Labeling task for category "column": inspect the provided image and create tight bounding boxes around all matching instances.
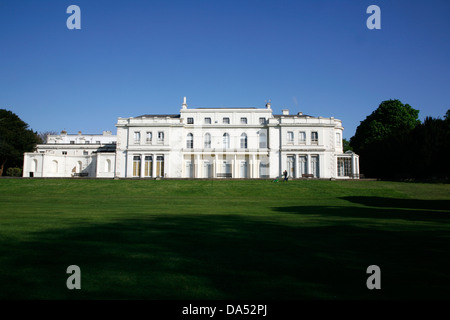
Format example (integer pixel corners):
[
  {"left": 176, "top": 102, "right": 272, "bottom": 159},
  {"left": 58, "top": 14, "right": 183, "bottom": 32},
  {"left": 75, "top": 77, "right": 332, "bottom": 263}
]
[
  {"left": 140, "top": 154, "right": 145, "bottom": 178},
  {"left": 152, "top": 153, "right": 156, "bottom": 177}
]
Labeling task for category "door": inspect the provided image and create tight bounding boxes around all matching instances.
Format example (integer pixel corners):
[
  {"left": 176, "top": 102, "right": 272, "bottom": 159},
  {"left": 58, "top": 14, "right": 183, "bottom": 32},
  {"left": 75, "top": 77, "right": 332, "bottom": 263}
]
[
  {"left": 287, "top": 156, "right": 295, "bottom": 178},
  {"left": 311, "top": 155, "right": 319, "bottom": 178},
  {"left": 240, "top": 161, "right": 248, "bottom": 178}
]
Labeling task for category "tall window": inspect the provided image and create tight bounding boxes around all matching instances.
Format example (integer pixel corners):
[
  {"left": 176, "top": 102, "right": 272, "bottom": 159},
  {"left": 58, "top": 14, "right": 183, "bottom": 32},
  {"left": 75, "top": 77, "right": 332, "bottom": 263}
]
[
  {"left": 204, "top": 133, "right": 211, "bottom": 148},
  {"left": 157, "top": 131, "right": 164, "bottom": 144},
  {"left": 287, "top": 131, "right": 294, "bottom": 144},
  {"left": 146, "top": 132, "right": 152, "bottom": 144},
  {"left": 338, "top": 157, "right": 352, "bottom": 177},
  {"left": 240, "top": 133, "right": 248, "bottom": 149},
  {"left": 223, "top": 133, "right": 230, "bottom": 149},
  {"left": 311, "top": 132, "right": 318, "bottom": 145},
  {"left": 223, "top": 117, "right": 230, "bottom": 124},
  {"left": 187, "top": 117, "right": 194, "bottom": 124},
  {"left": 187, "top": 133, "right": 193, "bottom": 149},
  {"left": 240, "top": 117, "right": 248, "bottom": 124},
  {"left": 134, "top": 132, "right": 141, "bottom": 144},
  {"left": 259, "top": 117, "right": 266, "bottom": 124},
  {"left": 204, "top": 117, "right": 211, "bottom": 124},
  {"left": 299, "top": 131, "right": 306, "bottom": 144},
  {"left": 336, "top": 132, "right": 341, "bottom": 146},
  {"left": 144, "top": 156, "right": 152, "bottom": 177},
  {"left": 259, "top": 132, "right": 267, "bottom": 148},
  {"left": 133, "top": 156, "right": 141, "bottom": 177}
]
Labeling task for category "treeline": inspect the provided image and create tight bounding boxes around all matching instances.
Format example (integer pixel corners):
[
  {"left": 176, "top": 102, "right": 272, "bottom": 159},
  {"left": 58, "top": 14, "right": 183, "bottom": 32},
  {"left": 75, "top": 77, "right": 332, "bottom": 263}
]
[{"left": 350, "top": 100, "right": 450, "bottom": 180}]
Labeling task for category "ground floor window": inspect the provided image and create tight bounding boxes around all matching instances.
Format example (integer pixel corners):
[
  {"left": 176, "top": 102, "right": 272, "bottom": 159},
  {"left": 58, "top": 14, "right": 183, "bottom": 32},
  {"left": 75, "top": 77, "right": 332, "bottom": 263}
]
[
  {"left": 337, "top": 157, "right": 352, "bottom": 177},
  {"left": 133, "top": 156, "right": 141, "bottom": 177},
  {"left": 144, "top": 156, "right": 152, "bottom": 177},
  {"left": 311, "top": 155, "right": 319, "bottom": 178},
  {"left": 156, "top": 155, "right": 164, "bottom": 177}
]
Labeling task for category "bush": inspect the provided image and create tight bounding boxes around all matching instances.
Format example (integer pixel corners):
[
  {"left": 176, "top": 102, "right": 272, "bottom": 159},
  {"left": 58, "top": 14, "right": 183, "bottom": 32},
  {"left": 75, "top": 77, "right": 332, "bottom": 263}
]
[{"left": 6, "top": 167, "right": 22, "bottom": 177}]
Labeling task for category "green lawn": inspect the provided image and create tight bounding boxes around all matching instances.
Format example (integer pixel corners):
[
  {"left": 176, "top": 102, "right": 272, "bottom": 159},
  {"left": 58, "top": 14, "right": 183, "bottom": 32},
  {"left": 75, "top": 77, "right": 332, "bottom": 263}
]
[{"left": 0, "top": 178, "right": 449, "bottom": 299}]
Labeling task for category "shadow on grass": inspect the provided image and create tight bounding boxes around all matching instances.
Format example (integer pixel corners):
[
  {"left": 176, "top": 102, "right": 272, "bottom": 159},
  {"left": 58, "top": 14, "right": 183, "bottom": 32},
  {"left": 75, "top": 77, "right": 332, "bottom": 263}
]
[
  {"left": 1, "top": 205, "right": 449, "bottom": 300},
  {"left": 340, "top": 196, "right": 450, "bottom": 212}
]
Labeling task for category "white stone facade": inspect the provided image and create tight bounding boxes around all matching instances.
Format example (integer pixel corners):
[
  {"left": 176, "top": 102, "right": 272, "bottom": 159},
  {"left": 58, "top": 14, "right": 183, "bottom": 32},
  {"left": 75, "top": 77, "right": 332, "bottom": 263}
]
[{"left": 23, "top": 99, "right": 360, "bottom": 179}]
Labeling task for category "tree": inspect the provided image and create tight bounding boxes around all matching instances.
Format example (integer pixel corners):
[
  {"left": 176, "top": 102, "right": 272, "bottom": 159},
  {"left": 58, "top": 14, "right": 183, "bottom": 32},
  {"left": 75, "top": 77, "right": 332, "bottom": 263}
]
[
  {"left": 350, "top": 100, "right": 420, "bottom": 178},
  {"left": 0, "top": 109, "right": 40, "bottom": 176},
  {"left": 342, "top": 138, "right": 352, "bottom": 152},
  {"left": 37, "top": 131, "right": 58, "bottom": 144}
]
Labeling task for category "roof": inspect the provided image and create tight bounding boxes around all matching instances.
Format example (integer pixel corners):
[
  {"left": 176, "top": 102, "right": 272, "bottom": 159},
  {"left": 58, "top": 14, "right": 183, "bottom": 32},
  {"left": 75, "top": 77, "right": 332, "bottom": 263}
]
[{"left": 134, "top": 114, "right": 181, "bottom": 119}]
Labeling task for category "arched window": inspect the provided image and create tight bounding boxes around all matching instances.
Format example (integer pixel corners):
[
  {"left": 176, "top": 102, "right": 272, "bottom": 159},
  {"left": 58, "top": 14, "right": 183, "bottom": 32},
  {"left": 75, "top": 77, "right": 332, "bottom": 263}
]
[
  {"left": 223, "top": 133, "right": 230, "bottom": 149},
  {"left": 187, "top": 133, "right": 193, "bottom": 149},
  {"left": 204, "top": 133, "right": 211, "bottom": 149},
  {"left": 240, "top": 133, "right": 247, "bottom": 149},
  {"left": 259, "top": 132, "right": 267, "bottom": 148}
]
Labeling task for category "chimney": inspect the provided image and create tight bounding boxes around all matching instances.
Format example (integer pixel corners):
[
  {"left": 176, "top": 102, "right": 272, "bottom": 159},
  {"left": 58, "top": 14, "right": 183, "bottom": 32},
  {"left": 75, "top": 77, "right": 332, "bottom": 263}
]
[
  {"left": 265, "top": 100, "right": 271, "bottom": 109},
  {"left": 282, "top": 109, "right": 289, "bottom": 115},
  {"left": 182, "top": 96, "right": 187, "bottom": 109}
]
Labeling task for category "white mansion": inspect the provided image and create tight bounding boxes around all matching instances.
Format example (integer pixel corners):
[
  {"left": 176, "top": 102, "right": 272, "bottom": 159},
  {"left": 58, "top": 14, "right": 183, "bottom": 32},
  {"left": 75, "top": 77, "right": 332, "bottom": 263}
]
[{"left": 23, "top": 98, "right": 360, "bottom": 179}]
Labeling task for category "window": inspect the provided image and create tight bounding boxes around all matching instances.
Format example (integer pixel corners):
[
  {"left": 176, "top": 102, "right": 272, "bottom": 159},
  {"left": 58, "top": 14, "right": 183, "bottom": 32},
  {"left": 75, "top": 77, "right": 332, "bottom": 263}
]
[
  {"left": 338, "top": 157, "right": 352, "bottom": 177},
  {"left": 85, "top": 141, "right": 90, "bottom": 144},
  {"left": 70, "top": 141, "right": 75, "bottom": 144},
  {"left": 223, "top": 133, "right": 230, "bottom": 149},
  {"left": 204, "top": 133, "right": 211, "bottom": 149},
  {"left": 311, "top": 132, "right": 319, "bottom": 145},
  {"left": 287, "top": 131, "right": 294, "bottom": 144},
  {"left": 157, "top": 131, "right": 164, "bottom": 143},
  {"left": 144, "top": 156, "right": 152, "bottom": 177},
  {"left": 204, "top": 117, "right": 211, "bottom": 124},
  {"left": 259, "top": 117, "right": 266, "bottom": 124},
  {"left": 299, "top": 132, "right": 306, "bottom": 144},
  {"left": 240, "top": 117, "right": 248, "bottom": 124},
  {"left": 133, "top": 155, "right": 141, "bottom": 177},
  {"left": 240, "top": 133, "right": 248, "bottom": 149},
  {"left": 134, "top": 132, "right": 141, "bottom": 144},
  {"left": 96, "top": 141, "right": 101, "bottom": 144},
  {"left": 83, "top": 151, "right": 88, "bottom": 155},
  {"left": 62, "top": 151, "right": 67, "bottom": 155},
  {"left": 146, "top": 132, "right": 152, "bottom": 144},
  {"left": 187, "top": 117, "right": 194, "bottom": 124},
  {"left": 223, "top": 117, "right": 230, "bottom": 124},
  {"left": 336, "top": 132, "right": 341, "bottom": 146},
  {"left": 186, "top": 133, "right": 193, "bottom": 149},
  {"left": 259, "top": 132, "right": 267, "bottom": 148}
]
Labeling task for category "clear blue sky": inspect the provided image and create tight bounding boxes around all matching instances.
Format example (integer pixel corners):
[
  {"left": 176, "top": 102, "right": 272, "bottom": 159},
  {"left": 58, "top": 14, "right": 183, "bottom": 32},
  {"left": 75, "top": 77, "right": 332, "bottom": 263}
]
[{"left": 1, "top": 0, "right": 449, "bottom": 139}]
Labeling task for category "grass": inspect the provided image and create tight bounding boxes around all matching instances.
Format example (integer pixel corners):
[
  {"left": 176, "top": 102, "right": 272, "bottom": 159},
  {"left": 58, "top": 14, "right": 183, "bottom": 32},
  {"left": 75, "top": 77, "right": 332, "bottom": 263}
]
[{"left": 0, "top": 178, "right": 449, "bottom": 299}]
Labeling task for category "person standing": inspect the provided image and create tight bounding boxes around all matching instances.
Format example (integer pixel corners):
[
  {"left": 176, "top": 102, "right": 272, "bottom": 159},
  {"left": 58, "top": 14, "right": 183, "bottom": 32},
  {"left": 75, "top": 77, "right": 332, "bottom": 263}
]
[{"left": 283, "top": 170, "right": 288, "bottom": 182}]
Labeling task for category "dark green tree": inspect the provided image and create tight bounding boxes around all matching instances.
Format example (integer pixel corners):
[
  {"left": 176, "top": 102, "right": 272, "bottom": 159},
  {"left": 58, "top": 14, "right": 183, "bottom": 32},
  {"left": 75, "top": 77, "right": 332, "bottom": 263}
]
[
  {"left": 342, "top": 138, "right": 352, "bottom": 152},
  {"left": 0, "top": 109, "right": 40, "bottom": 176},
  {"left": 350, "top": 100, "right": 420, "bottom": 178}
]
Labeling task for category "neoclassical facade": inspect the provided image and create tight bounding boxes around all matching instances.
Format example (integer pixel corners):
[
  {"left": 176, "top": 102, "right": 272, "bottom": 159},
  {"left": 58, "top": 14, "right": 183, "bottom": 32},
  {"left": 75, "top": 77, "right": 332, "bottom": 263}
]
[{"left": 23, "top": 98, "right": 360, "bottom": 179}]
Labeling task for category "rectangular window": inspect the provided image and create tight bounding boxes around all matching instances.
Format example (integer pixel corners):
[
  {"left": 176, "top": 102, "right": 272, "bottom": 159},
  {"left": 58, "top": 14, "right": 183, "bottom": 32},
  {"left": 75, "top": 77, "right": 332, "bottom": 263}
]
[
  {"left": 85, "top": 141, "right": 90, "bottom": 144},
  {"left": 83, "top": 151, "right": 88, "bottom": 155},
  {"left": 144, "top": 156, "right": 153, "bottom": 177},
  {"left": 223, "top": 117, "right": 230, "bottom": 124},
  {"left": 204, "top": 117, "right": 211, "bottom": 124},
  {"left": 299, "top": 131, "right": 306, "bottom": 144},
  {"left": 133, "top": 155, "right": 141, "bottom": 177},
  {"left": 287, "top": 131, "right": 294, "bottom": 144},
  {"left": 338, "top": 157, "right": 352, "bottom": 177},
  {"left": 70, "top": 141, "right": 75, "bottom": 144},
  {"left": 311, "top": 132, "right": 318, "bottom": 145},
  {"left": 96, "top": 141, "right": 101, "bottom": 144},
  {"left": 240, "top": 117, "right": 248, "bottom": 124},
  {"left": 187, "top": 117, "right": 194, "bottom": 124},
  {"left": 134, "top": 132, "right": 141, "bottom": 144},
  {"left": 62, "top": 151, "right": 67, "bottom": 155},
  {"left": 336, "top": 132, "right": 341, "bottom": 145},
  {"left": 146, "top": 132, "right": 152, "bottom": 144},
  {"left": 259, "top": 117, "right": 266, "bottom": 124},
  {"left": 157, "top": 131, "right": 164, "bottom": 143}
]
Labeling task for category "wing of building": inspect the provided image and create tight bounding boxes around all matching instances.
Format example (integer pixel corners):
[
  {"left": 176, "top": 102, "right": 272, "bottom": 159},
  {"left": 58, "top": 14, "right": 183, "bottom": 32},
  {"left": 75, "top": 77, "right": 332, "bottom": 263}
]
[{"left": 23, "top": 98, "right": 360, "bottom": 179}]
